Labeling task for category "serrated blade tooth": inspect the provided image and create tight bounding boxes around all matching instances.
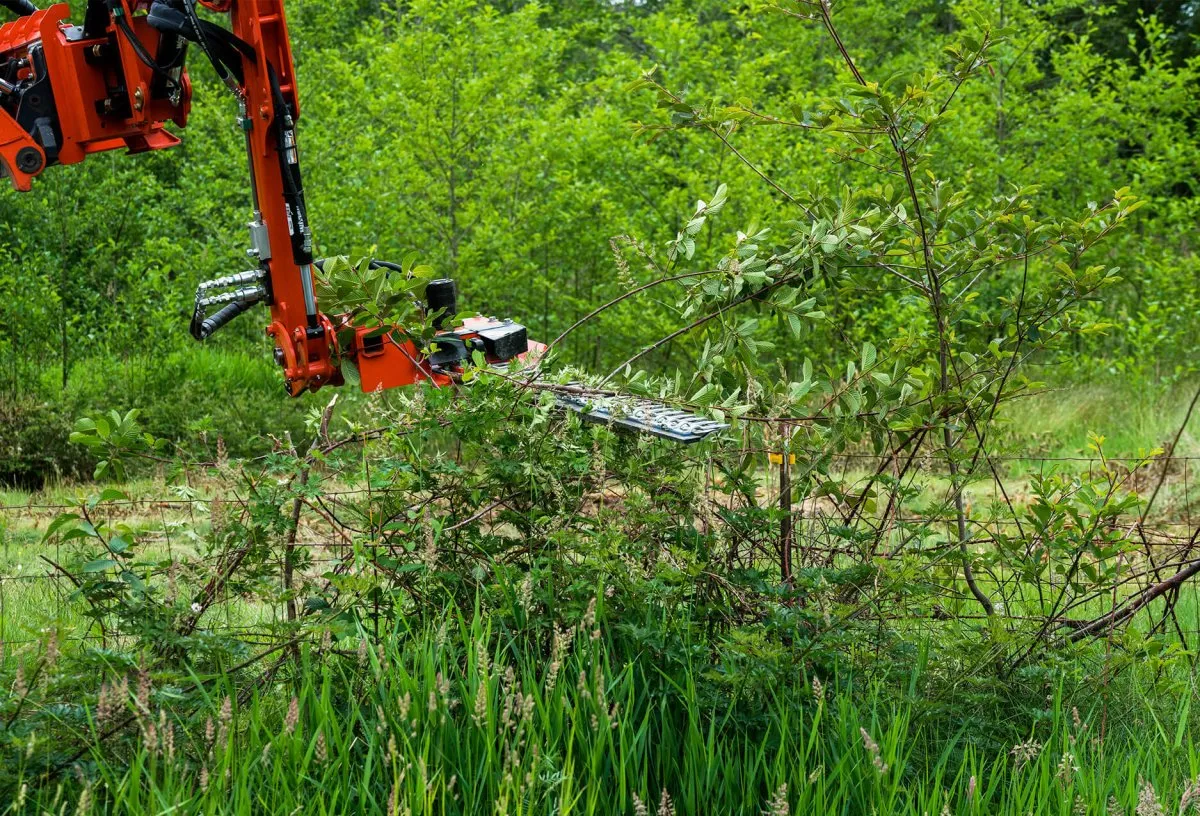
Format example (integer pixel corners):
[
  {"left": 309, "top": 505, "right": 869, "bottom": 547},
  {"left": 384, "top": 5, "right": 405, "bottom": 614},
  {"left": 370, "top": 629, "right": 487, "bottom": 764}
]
[{"left": 551, "top": 388, "right": 728, "bottom": 443}]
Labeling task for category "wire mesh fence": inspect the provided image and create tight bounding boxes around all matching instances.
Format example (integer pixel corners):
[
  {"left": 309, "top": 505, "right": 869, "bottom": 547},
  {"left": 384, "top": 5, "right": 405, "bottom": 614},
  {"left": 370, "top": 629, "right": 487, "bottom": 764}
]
[{"left": 1, "top": 450, "right": 1198, "bottom": 653}]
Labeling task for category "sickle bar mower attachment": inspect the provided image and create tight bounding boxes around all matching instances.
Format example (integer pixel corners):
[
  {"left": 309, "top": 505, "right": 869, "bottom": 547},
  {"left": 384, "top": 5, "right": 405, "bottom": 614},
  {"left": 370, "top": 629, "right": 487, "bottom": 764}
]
[{"left": 553, "top": 386, "right": 729, "bottom": 444}]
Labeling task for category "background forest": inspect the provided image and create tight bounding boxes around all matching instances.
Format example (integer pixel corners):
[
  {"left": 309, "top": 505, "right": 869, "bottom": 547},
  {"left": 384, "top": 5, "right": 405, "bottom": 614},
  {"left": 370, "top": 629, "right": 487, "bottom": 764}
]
[
  {"left": 2, "top": 0, "right": 1197, "bottom": 481},
  {"left": 2, "top": 1, "right": 1200, "bottom": 814}
]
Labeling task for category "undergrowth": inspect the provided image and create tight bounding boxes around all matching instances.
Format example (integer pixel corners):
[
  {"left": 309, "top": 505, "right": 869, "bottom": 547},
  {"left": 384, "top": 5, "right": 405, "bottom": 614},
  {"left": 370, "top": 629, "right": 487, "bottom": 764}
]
[{"left": 4, "top": 610, "right": 1198, "bottom": 815}]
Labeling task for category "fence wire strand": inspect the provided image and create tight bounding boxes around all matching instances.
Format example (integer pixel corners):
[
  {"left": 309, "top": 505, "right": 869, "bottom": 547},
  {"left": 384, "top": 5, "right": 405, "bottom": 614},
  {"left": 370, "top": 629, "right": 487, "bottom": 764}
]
[{"left": 1, "top": 452, "right": 1198, "bottom": 650}]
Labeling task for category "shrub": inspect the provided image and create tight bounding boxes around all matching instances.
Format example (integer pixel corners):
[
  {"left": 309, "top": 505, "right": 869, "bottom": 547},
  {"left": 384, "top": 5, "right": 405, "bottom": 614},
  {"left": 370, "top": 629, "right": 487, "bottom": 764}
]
[
  {"left": 0, "top": 394, "right": 89, "bottom": 488},
  {"left": 52, "top": 347, "right": 314, "bottom": 460}
]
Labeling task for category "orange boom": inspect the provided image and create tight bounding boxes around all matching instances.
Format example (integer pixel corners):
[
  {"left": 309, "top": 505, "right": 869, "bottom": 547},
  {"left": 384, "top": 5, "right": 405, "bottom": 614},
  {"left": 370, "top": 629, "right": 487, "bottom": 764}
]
[{"left": 0, "top": 0, "right": 725, "bottom": 443}]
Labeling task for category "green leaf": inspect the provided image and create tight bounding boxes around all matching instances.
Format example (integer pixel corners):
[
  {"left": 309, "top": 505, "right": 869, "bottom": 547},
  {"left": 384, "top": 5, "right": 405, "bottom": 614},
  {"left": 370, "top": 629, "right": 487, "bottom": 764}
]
[
  {"left": 787, "top": 313, "right": 803, "bottom": 338},
  {"left": 121, "top": 570, "right": 146, "bottom": 592},
  {"left": 861, "top": 342, "right": 877, "bottom": 369},
  {"left": 708, "top": 183, "right": 728, "bottom": 213},
  {"left": 42, "top": 513, "right": 81, "bottom": 542}
]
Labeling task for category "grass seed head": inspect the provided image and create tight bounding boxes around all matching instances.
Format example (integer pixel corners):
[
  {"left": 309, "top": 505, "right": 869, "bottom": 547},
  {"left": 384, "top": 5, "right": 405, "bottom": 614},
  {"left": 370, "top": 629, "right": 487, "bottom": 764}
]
[
  {"left": 14, "top": 660, "right": 27, "bottom": 699},
  {"left": 476, "top": 638, "right": 491, "bottom": 679},
  {"left": 142, "top": 718, "right": 158, "bottom": 756},
  {"left": 217, "top": 696, "right": 232, "bottom": 745},
  {"left": 285, "top": 696, "right": 300, "bottom": 736},
  {"left": 135, "top": 665, "right": 151, "bottom": 713},
  {"left": 860, "top": 727, "right": 889, "bottom": 775},
  {"left": 96, "top": 677, "right": 127, "bottom": 726},
  {"left": 1137, "top": 777, "right": 1164, "bottom": 816},
  {"left": 1179, "top": 776, "right": 1200, "bottom": 815},
  {"left": 1057, "top": 752, "right": 1079, "bottom": 784},
  {"left": 473, "top": 683, "right": 488, "bottom": 728},
  {"left": 1010, "top": 739, "right": 1042, "bottom": 771},
  {"left": 74, "top": 784, "right": 91, "bottom": 816},
  {"left": 43, "top": 629, "right": 59, "bottom": 671},
  {"left": 765, "top": 783, "right": 789, "bottom": 816},
  {"left": 519, "top": 574, "right": 534, "bottom": 613},
  {"left": 657, "top": 788, "right": 675, "bottom": 816}
]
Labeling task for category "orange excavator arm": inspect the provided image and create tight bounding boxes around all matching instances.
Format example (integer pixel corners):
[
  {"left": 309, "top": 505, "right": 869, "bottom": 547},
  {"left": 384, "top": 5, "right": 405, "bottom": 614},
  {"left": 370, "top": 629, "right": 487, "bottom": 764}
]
[
  {"left": 0, "top": 0, "right": 533, "bottom": 396},
  {"left": 0, "top": 1, "right": 726, "bottom": 443}
]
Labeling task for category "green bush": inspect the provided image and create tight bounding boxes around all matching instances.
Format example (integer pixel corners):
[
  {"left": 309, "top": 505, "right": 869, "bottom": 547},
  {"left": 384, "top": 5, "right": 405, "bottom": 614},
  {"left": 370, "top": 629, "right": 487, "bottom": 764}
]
[
  {"left": 50, "top": 347, "right": 312, "bottom": 460},
  {"left": 2, "top": 345, "right": 372, "bottom": 486},
  {"left": 0, "top": 394, "right": 89, "bottom": 488}
]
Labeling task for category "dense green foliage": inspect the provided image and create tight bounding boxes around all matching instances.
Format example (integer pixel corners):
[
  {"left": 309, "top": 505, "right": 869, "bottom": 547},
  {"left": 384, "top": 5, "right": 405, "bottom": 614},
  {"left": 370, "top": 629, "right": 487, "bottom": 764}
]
[
  {"left": 0, "top": 380, "right": 1197, "bottom": 813},
  {"left": 2, "top": 1, "right": 1199, "bottom": 813},
  {"left": 2, "top": 0, "right": 1198, "bottom": 484},
  {"left": 5, "top": 613, "right": 1200, "bottom": 815}
]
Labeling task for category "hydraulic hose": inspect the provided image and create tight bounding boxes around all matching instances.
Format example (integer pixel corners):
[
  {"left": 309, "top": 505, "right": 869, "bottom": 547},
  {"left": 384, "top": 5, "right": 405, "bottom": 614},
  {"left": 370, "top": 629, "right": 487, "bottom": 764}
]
[
  {"left": 191, "top": 300, "right": 253, "bottom": 341},
  {"left": 0, "top": 0, "right": 38, "bottom": 17}
]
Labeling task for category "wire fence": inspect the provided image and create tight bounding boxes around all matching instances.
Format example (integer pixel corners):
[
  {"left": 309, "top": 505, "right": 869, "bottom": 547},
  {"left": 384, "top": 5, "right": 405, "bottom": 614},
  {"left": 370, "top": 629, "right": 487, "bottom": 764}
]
[{"left": 1, "top": 451, "right": 1198, "bottom": 653}]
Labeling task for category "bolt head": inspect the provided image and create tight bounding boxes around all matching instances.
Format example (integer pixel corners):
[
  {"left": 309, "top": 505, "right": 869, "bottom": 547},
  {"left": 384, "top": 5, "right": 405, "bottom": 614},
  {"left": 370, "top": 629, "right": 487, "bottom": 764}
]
[{"left": 14, "top": 147, "right": 42, "bottom": 174}]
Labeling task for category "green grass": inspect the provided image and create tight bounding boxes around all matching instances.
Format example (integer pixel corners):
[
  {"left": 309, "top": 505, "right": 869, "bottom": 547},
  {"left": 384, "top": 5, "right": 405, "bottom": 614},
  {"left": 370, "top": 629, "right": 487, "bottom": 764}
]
[
  {"left": 3, "top": 380, "right": 1200, "bottom": 814},
  {"left": 0, "top": 481, "right": 291, "bottom": 665},
  {"left": 3, "top": 611, "right": 1198, "bottom": 815},
  {"left": 1001, "top": 378, "right": 1199, "bottom": 460}
]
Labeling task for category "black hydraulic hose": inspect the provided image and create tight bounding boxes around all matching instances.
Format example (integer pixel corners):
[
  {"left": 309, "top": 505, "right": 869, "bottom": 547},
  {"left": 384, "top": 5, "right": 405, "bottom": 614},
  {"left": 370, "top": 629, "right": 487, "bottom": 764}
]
[
  {"left": 145, "top": 1, "right": 255, "bottom": 84},
  {"left": 1, "top": 0, "right": 38, "bottom": 17},
  {"left": 314, "top": 259, "right": 407, "bottom": 276},
  {"left": 191, "top": 300, "right": 253, "bottom": 341},
  {"left": 268, "top": 64, "right": 314, "bottom": 270}
]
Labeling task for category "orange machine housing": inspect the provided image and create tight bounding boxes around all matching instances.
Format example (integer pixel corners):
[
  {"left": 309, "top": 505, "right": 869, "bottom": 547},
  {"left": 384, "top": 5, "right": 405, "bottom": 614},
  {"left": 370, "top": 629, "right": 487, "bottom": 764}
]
[{"left": 0, "top": 3, "right": 188, "bottom": 191}]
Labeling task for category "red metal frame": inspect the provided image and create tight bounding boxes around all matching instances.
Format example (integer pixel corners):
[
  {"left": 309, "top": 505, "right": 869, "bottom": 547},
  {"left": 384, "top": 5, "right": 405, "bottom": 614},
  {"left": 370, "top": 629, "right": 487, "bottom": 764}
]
[
  {"left": 0, "top": 3, "right": 188, "bottom": 191},
  {"left": 221, "top": 0, "right": 338, "bottom": 394}
]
